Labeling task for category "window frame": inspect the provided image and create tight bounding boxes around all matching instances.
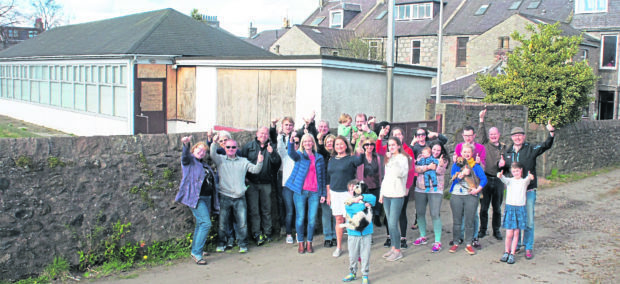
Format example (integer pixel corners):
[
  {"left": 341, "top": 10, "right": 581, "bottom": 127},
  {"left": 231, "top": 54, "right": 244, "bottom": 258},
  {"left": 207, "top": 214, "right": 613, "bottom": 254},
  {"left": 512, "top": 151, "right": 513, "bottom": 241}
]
[
  {"left": 329, "top": 10, "right": 343, "bottom": 29},
  {"left": 456, "top": 37, "right": 469, "bottom": 67},
  {"left": 396, "top": 3, "right": 433, "bottom": 20},
  {"left": 411, "top": 40, "right": 421, "bottom": 64},
  {"left": 600, "top": 34, "right": 618, "bottom": 69},
  {"left": 575, "top": 0, "right": 608, "bottom": 14}
]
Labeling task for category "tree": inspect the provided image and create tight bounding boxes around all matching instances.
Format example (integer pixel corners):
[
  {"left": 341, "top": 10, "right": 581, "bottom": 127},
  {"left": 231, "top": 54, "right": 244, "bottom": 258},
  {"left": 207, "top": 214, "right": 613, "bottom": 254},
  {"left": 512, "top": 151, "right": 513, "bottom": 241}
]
[
  {"left": 0, "top": 0, "right": 21, "bottom": 47},
  {"left": 477, "top": 23, "right": 596, "bottom": 126},
  {"left": 31, "top": 0, "right": 63, "bottom": 30},
  {"left": 190, "top": 8, "right": 205, "bottom": 23},
  {"left": 339, "top": 36, "right": 384, "bottom": 62}
]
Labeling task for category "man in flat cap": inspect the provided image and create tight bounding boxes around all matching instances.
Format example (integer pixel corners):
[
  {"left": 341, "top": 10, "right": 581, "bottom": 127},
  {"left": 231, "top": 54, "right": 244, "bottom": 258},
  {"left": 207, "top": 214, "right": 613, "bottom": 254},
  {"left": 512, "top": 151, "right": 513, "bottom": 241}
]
[{"left": 498, "top": 120, "right": 555, "bottom": 260}]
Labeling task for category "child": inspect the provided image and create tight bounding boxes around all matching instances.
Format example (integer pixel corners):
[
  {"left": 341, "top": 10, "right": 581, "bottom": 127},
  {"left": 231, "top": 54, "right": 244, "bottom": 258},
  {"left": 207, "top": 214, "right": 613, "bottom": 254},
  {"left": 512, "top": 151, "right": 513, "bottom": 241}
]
[
  {"left": 337, "top": 113, "right": 353, "bottom": 142},
  {"left": 415, "top": 146, "right": 439, "bottom": 192},
  {"left": 498, "top": 162, "right": 533, "bottom": 264},
  {"left": 342, "top": 179, "right": 376, "bottom": 284}
]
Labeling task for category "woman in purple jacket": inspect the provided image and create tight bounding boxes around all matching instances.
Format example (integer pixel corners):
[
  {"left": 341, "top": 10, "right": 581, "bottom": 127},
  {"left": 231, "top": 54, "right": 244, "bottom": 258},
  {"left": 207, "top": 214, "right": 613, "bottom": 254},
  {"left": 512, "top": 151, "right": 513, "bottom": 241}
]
[{"left": 176, "top": 136, "right": 219, "bottom": 265}]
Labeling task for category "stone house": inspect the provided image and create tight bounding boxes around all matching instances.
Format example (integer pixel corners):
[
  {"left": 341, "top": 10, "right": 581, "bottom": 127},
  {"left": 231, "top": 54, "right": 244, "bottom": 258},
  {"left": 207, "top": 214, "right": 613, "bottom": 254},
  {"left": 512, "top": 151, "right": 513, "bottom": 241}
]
[
  {"left": 269, "top": 25, "right": 356, "bottom": 56},
  {"left": 0, "top": 18, "right": 44, "bottom": 50}
]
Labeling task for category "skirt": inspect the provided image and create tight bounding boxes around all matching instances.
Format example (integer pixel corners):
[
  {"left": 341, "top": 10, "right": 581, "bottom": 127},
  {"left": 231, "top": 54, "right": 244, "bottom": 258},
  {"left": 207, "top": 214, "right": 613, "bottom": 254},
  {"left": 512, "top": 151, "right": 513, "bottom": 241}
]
[{"left": 502, "top": 204, "right": 526, "bottom": 230}]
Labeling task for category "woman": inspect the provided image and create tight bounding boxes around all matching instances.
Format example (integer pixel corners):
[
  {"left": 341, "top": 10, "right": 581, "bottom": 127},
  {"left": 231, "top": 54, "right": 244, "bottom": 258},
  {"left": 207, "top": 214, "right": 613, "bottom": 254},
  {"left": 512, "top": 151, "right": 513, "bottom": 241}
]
[
  {"left": 273, "top": 117, "right": 297, "bottom": 244},
  {"left": 286, "top": 133, "right": 326, "bottom": 254},
  {"left": 413, "top": 142, "right": 449, "bottom": 252},
  {"left": 377, "top": 127, "right": 415, "bottom": 248},
  {"left": 176, "top": 136, "right": 219, "bottom": 265},
  {"left": 327, "top": 136, "right": 363, "bottom": 257},
  {"left": 318, "top": 134, "right": 337, "bottom": 247},
  {"left": 410, "top": 127, "right": 448, "bottom": 158},
  {"left": 356, "top": 136, "right": 383, "bottom": 228},
  {"left": 379, "top": 137, "right": 410, "bottom": 262}
]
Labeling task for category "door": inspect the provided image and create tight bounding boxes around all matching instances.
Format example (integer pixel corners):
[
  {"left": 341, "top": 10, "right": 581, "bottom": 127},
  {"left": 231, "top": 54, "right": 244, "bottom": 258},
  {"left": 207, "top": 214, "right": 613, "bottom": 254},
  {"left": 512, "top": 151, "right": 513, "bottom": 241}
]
[{"left": 135, "top": 79, "right": 166, "bottom": 134}]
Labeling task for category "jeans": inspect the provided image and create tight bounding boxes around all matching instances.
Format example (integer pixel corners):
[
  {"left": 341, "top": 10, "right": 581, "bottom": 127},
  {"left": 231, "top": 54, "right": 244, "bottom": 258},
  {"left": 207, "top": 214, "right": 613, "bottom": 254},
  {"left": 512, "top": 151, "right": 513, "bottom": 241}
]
[
  {"left": 385, "top": 194, "right": 408, "bottom": 238},
  {"left": 282, "top": 186, "right": 295, "bottom": 235},
  {"left": 321, "top": 202, "right": 336, "bottom": 241},
  {"left": 293, "top": 190, "right": 320, "bottom": 242},
  {"left": 246, "top": 182, "right": 272, "bottom": 236},
  {"left": 218, "top": 194, "right": 248, "bottom": 248},
  {"left": 450, "top": 194, "right": 479, "bottom": 244},
  {"left": 518, "top": 190, "right": 536, "bottom": 250},
  {"left": 190, "top": 196, "right": 212, "bottom": 259},
  {"left": 414, "top": 191, "right": 443, "bottom": 242},
  {"left": 383, "top": 197, "right": 405, "bottom": 249},
  {"left": 369, "top": 188, "right": 382, "bottom": 216},
  {"left": 459, "top": 211, "right": 480, "bottom": 240},
  {"left": 480, "top": 176, "right": 504, "bottom": 234}
]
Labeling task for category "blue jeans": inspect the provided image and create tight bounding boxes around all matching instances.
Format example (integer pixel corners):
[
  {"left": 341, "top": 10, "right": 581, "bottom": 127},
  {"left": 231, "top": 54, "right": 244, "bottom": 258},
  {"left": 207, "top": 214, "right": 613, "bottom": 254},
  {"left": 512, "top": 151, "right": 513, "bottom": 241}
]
[
  {"left": 321, "top": 202, "right": 335, "bottom": 241},
  {"left": 283, "top": 187, "right": 295, "bottom": 235},
  {"left": 518, "top": 190, "right": 536, "bottom": 250},
  {"left": 293, "top": 190, "right": 320, "bottom": 242},
  {"left": 383, "top": 197, "right": 404, "bottom": 249},
  {"left": 190, "top": 196, "right": 212, "bottom": 259},
  {"left": 218, "top": 194, "right": 248, "bottom": 248}
]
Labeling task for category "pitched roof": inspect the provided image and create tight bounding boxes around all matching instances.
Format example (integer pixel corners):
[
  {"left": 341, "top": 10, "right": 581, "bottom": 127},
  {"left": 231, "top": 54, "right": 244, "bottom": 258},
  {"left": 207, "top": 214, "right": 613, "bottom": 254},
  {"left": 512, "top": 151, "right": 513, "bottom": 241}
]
[
  {"left": 518, "top": 13, "right": 599, "bottom": 45},
  {"left": 295, "top": 25, "right": 356, "bottom": 48},
  {"left": 570, "top": 0, "right": 620, "bottom": 31},
  {"left": 0, "top": 8, "right": 273, "bottom": 58},
  {"left": 245, "top": 28, "right": 290, "bottom": 50},
  {"left": 444, "top": 0, "right": 573, "bottom": 35},
  {"left": 302, "top": 0, "right": 379, "bottom": 30}
]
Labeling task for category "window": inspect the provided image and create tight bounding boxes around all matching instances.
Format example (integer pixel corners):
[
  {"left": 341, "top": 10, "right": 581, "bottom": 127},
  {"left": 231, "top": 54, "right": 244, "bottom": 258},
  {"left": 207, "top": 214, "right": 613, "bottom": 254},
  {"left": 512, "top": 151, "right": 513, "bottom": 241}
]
[
  {"left": 396, "top": 5, "right": 410, "bottom": 20},
  {"left": 475, "top": 4, "right": 490, "bottom": 15},
  {"left": 498, "top": 36, "right": 510, "bottom": 49},
  {"left": 575, "top": 0, "right": 607, "bottom": 13},
  {"left": 28, "top": 31, "right": 36, "bottom": 38},
  {"left": 396, "top": 3, "right": 432, "bottom": 20},
  {"left": 411, "top": 40, "right": 421, "bottom": 64},
  {"left": 509, "top": 1, "right": 523, "bottom": 10},
  {"left": 580, "top": 49, "right": 588, "bottom": 61},
  {"left": 330, "top": 11, "right": 343, "bottom": 28},
  {"left": 527, "top": 1, "right": 541, "bottom": 9},
  {"left": 457, "top": 37, "right": 469, "bottom": 67},
  {"left": 368, "top": 40, "right": 379, "bottom": 60},
  {"left": 332, "top": 51, "right": 339, "bottom": 56},
  {"left": 310, "top": 16, "right": 325, "bottom": 26},
  {"left": 601, "top": 35, "right": 617, "bottom": 68},
  {"left": 375, "top": 10, "right": 387, "bottom": 20}
]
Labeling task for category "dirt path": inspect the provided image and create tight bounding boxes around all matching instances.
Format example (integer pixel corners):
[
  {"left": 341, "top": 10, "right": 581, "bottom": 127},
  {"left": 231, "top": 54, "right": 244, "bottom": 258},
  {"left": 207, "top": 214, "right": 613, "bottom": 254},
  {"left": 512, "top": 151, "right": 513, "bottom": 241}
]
[{"left": 94, "top": 169, "right": 620, "bottom": 283}]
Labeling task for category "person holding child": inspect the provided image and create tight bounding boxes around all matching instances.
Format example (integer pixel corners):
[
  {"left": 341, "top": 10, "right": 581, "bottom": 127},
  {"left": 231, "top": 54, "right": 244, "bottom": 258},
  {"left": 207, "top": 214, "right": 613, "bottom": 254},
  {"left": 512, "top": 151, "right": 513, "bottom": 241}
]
[
  {"left": 415, "top": 147, "right": 439, "bottom": 192},
  {"left": 449, "top": 143, "right": 487, "bottom": 255},
  {"left": 498, "top": 162, "right": 533, "bottom": 264},
  {"left": 342, "top": 179, "right": 376, "bottom": 284}
]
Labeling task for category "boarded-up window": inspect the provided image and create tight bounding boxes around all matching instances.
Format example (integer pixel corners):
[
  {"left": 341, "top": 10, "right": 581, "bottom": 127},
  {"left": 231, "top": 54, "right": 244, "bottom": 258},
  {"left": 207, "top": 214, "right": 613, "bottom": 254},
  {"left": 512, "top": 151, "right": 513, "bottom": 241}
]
[
  {"left": 457, "top": 37, "right": 469, "bottom": 67},
  {"left": 140, "top": 82, "right": 163, "bottom": 111},
  {"left": 166, "top": 65, "right": 177, "bottom": 119},
  {"left": 137, "top": 64, "right": 166, "bottom": 78},
  {"left": 176, "top": 67, "right": 196, "bottom": 122}
]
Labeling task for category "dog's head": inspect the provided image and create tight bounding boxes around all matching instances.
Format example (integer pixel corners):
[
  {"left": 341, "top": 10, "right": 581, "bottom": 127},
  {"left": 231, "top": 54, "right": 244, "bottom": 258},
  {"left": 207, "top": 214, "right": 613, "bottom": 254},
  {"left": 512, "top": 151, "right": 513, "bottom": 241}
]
[
  {"left": 352, "top": 180, "right": 369, "bottom": 196},
  {"left": 455, "top": 156, "right": 468, "bottom": 168}
]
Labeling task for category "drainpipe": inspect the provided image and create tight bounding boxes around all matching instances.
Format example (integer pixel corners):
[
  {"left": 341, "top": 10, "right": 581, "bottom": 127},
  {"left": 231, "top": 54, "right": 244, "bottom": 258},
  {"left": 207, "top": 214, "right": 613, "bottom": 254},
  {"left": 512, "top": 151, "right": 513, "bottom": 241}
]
[
  {"left": 129, "top": 55, "right": 137, "bottom": 134},
  {"left": 386, "top": 0, "right": 394, "bottom": 122},
  {"left": 435, "top": 0, "right": 444, "bottom": 107}
]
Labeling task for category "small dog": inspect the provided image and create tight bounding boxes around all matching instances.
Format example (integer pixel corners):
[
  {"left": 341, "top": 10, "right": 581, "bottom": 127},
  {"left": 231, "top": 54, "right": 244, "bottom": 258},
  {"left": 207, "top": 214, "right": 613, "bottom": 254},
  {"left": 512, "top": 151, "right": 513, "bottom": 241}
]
[
  {"left": 340, "top": 180, "right": 373, "bottom": 232},
  {"left": 450, "top": 156, "right": 480, "bottom": 192}
]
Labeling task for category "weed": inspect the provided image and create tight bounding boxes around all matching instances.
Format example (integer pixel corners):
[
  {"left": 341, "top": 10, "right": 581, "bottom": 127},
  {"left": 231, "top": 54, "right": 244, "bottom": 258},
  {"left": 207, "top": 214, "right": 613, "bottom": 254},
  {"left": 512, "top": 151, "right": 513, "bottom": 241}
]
[
  {"left": 47, "top": 156, "right": 66, "bottom": 169},
  {"left": 15, "top": 156, "right": 33, "bottom": 168},
  {"left": 43, "top": 256, "right": 70, "bottom": 280},
  {"left": 162, "top": 168, "right": 174, "bottom": 180}
]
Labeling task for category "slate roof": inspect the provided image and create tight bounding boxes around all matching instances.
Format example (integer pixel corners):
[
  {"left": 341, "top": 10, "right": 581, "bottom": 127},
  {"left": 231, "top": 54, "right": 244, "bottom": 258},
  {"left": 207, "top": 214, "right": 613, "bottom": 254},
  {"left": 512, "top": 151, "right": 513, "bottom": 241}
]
[
  {"left": 431, "top": 60, "right": 504, "bottom": 99},
  {"left": 444, "top": 0, "right": 573, "bottom": 35},
  {"left": 571, "top": 0, "right": 620, "bottom": 31},
  {"left": 0, "top": 8, "right": 273, "bottom": 58},
  {"left": 519, "top": 13, "right": 600, "bottom": 46},
  {"left": 295, "top": 25, "right": 356, "bottom": 48},
  {"left": 245, "top": 28, "right": 290, "bottom": 50},
  {"left": 302, "top": 0, "right": 379, "bottom": 30}
]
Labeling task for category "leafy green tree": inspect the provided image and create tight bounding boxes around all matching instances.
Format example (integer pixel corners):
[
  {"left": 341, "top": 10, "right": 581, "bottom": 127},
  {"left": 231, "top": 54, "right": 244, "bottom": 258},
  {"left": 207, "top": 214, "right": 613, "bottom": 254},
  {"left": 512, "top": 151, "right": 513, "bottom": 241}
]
[
  {"left": 477, "top": 23, "right": 596, "bottom": 126},
  {"left": 190, "top": 8, "right": 205, "bottom": 23}
]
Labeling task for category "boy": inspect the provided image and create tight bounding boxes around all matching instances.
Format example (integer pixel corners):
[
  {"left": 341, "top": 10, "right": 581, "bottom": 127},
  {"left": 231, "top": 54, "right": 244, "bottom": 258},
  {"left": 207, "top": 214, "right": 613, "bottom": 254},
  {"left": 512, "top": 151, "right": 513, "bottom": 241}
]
[{"left": 342, "top": 180, "right": 376, "bottom": 284}]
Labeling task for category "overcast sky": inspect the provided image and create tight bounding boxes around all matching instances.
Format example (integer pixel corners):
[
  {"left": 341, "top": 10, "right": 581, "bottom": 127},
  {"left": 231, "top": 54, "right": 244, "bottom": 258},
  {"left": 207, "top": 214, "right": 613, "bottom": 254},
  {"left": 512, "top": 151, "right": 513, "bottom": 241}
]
[{"left": 15, "top": 0, "right": 319, "bottom": 37}]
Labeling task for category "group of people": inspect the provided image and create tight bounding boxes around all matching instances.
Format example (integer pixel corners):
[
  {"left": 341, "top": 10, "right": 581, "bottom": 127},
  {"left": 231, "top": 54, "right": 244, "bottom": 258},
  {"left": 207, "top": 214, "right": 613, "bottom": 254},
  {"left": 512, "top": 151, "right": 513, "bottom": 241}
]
[{"left": 174, "top": 109, "right": 555, "bottom": 282}]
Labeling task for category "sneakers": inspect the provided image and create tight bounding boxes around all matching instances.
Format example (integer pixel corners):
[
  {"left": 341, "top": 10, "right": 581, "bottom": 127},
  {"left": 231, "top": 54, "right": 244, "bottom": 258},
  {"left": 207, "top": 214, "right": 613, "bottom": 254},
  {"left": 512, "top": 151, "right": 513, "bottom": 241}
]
[
  {"left": 382, "top": 249, "right": 394, "bottom": 258},
  {"left": 383, "top": 238, "right": 391, "bottom": 248},
  {"left": 324, "top": 240, "right": 332, "bottom": 248},
  {"left": 362, "top": 276, "right": 369, "bottom": 284},
  {"left": 525, "top": 250, "right": 533, "bottom": 259},
  {"left": 472, "top": 238, "right": 481, "bottom": 249},
  {"left": 342, "top": 273, "right": 356, "bottom": 282},
  {"left": 449, "top": 244, "right": 459, "bottom": 253},
  {"left": 500, "top": 252, "right": 509, "bottom": 262},
  {"left": 215, "top": 246, "right": 225, "bottom": 253},
  {"left": 431, "top": 242, "right": 442, "bottom": 253},
  {"left": 331, "top": 239, "right": 337, "bottom": 247},
  {"left": 400, "top": 239, "right": 408, "bottom": 249},
  {"left": 254, "top": 234, "right": 266, "bottom": 246},
  {"left": 239, "top": 247, "right": 248, "bottom": 253},
  {"left": 386, "top": 250, "right": 403, "bottom": 261},
  {"left": 286, "top": 235, "right": 294, "bottom": 244},
  {"left": 413, "top": 237, "right": 428, "bottom": 246},
  {"left": 449, "top": 238, "right": 463, "bottom": 246},
  {"left": 478, "top": 230, "right": 487, "bottom": 239},
  {"left": 507, "top": 254, "right": 516, "bottom": 264},
  {"left": 332, "top": 248, "right": 342, "bottom": 257},
  {"left": 465, "top": 245, "right": 476, "bottom": 255}
]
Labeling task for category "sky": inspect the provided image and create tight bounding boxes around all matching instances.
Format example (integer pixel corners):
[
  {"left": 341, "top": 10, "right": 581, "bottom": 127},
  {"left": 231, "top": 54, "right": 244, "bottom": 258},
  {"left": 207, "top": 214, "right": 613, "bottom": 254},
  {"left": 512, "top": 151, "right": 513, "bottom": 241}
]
[{"left": 15, "top": 0, "right": 319, "bottom": 37}]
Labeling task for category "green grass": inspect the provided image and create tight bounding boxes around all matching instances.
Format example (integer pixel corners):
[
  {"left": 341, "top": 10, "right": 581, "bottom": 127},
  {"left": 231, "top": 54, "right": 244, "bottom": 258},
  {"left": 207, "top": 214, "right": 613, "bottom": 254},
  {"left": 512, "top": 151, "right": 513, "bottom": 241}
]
[{"left": 0, "top": 122, "right": 41, "bottom": 138}]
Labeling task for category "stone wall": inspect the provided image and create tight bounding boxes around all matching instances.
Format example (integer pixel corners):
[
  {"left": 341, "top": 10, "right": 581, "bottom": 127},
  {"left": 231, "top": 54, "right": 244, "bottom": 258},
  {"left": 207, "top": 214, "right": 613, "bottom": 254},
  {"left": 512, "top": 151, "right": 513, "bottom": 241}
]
[{"left": 0, "top": 131, "right": 255, "bottom": 281}]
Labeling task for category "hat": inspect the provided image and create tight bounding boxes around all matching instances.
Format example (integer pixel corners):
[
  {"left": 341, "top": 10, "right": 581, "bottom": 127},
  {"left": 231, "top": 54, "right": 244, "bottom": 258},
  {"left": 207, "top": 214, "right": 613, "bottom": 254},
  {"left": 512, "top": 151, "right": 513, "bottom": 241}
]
[{"left": 510, "top": 127, "right": 525, "bottom": 135}]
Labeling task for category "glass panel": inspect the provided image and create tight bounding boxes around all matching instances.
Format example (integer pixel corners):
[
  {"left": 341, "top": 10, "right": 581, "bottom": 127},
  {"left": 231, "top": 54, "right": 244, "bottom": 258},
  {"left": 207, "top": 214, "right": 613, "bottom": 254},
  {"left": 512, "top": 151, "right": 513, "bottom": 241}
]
[
  {"left": 602, "top": 35, "right": 617, "bottom": 67},
  {"left": 86, "top": 85, "right": 98, "bottom": 113},
  {"left": 50, "top": 82, "right": 61, "bottom": 106},
  {"left": 1, "top": 79, "right": 6, "bottom": 98},
  {"left": 61, "top": 83, "right": 74, "bottom": 108},
  {"left": 42, "top": 66, "right": 49, "bottom": 80},
  {"left": 21, "top": 79, "right": 30, "bottom": 101},
  {"left": 85, "top": 66, "right": 91, "bottom": 82},
  {"left": 107, "top": 66, "right": 113, "bottom": 84},
  {"left": 114, "top": 86, "right": 127, "bottom": 117},
  {"left": 31, "top": 81, "right": 39, "bottom": 102},
  {"left": 113, "top": 66, "right": 120, "bottom": 84},
  {"left": 75, "top": 84, "right": 86, "bottom": 111},
  {"left": 100, "top": 85, "right": 113, "bottom": 115},
  {"left": 40, "top": 81, "right": 50, "bottom": 104},
  {"left": 68, "top": 66, "right": 74, "bottom": 81},
  {"left": 99, "top": 66, "right": 105, "bottom": 83},
  {"left": 7, "top": 79, "right": 13, "bottom": 98},
  {"left": 120, "top": 66, "right": 126, "bottom": 85},
  {"left": 13, "top": 80, "right": 21, "bottom": 100},
  {"left": 80, "top": 66, "right": 85, "bottom": 82},
  {"left": 509, "top": 1, "right": 522, "bottom": 10}
]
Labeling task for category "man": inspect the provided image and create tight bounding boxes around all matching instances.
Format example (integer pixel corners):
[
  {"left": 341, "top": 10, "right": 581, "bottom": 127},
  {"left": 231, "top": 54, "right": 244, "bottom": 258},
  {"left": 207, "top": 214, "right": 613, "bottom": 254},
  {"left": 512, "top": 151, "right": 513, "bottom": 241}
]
[
  {"left": 499, "top": 120, "right": 555, "bottom": 260},
  {"left": 477, "top": 110, "right": 506, "bottom": 240},
  {"left": 351, "top": 113, "right": 377, "bottom": 151},
  {"left": 242, "top": 127, "right": 281, "bottom": 245},
  {"left": 316, "top": 120, "right": 331, "bottom": 144},
  {"left": 211, "top": 135, "right": 263, "bottom": 253}
]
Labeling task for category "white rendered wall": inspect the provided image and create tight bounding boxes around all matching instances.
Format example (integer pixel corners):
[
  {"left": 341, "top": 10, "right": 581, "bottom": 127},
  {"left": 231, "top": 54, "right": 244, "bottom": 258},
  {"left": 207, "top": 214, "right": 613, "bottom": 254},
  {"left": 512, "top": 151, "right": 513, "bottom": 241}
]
[
  {"left": 393, "top": 74, "right": 431, "bottom": 122},
  {"left": 296, "top": 67, "right": 323, "bottom": 125},
  {"left": 167, "top": 66, "right": 217, "bottom": 133},
  {"left": 0, "top": 99, "right": 129, "bottom": 136}
]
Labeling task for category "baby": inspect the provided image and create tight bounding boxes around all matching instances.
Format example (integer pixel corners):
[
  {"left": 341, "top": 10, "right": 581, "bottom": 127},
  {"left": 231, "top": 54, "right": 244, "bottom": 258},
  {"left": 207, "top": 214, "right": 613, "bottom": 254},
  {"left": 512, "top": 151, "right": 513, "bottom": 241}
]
[{"left": 416, "top": 147, "right": 439, "bottom": 192}]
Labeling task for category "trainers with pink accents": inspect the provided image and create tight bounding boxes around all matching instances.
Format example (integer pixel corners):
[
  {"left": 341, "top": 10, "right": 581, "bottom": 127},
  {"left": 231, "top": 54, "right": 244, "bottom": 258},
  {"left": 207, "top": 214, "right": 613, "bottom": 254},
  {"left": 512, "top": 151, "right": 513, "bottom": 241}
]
[
  {"left": 431, "top": 242, "right": 442, "bottom": 252},
  {"left": 413, "top": 237, "right": 428, "bottom": 246}
]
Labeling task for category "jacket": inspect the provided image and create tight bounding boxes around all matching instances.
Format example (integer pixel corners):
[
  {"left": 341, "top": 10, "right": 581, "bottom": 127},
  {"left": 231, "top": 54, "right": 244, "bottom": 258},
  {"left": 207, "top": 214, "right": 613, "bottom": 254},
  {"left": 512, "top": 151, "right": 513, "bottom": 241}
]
[
  {"left": 380, "top": 153, "right": 409, "bottom": 198},
  {"left": 210, "top": 144, "right": 263, "bottom": 198},
  {"left": 356, "top": 153, "right": 384, "bottom": 189},
  {"left": 176, "top": 144, "right": 220, "bottom": 213},
  {"left": 285, "top": 141, "right": 327, "bottom": 197},
  {"left": 241, "top": 139, "right": 281, "bottom": 184},
  {"left": 376, "top": 139, "right": 416, "bottom": 188},
  {"left": 449, "top": 159, "right": 488, "bottom": 193},
  {"left": 500, "top": 134, "right": 554, "bottom": 190},
  {"left": 478, "top": 120, "right": 505, "bottom": 176}
]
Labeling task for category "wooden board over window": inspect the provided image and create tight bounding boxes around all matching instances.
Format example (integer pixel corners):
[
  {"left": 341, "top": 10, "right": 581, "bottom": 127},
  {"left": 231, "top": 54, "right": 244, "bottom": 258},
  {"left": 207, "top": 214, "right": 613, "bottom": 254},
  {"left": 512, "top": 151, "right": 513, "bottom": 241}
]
[
  {"left": 137, "top": 64, "right": 166, "bottom": 78},
  {"left": 140, "top": 82, "right": 163, "bottom": 111},
  {"left": 217, "top": 69, "right": 296, "bottom": 129},
  {"left": 176, "top": 67, "right": 196, "bottom": 122},
  {"left": 166, "top": 65, "right": 177, "bottom": 119}
]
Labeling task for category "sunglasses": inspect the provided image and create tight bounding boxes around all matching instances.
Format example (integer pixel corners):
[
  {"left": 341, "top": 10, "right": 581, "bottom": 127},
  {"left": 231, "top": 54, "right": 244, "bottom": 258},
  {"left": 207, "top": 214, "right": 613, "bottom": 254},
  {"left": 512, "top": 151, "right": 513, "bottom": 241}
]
[
  {"left": 225, "top": 146, "right": 237, "bottom": 149},
  {"left": 416, "top": 133, "right": 426, "bottom": 136},
  {"left": 363, "top": 143, "right": 374, "bottom": 147},
  {"left": 294, "top": 141, "right": 300, "bottom": 145}
]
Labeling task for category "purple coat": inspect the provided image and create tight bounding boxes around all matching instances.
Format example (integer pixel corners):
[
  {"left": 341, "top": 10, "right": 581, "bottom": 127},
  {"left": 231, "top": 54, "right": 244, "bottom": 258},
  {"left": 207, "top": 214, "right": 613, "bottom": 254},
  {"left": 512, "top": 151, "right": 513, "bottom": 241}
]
[{"left": 175, "top": 145, "right": 220, "bottom": 213}]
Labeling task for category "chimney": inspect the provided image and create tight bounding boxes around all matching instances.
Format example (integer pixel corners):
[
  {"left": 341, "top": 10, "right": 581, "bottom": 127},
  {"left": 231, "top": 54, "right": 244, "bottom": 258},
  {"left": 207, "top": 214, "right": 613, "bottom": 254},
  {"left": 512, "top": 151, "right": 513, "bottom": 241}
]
[
  {"left": 248, "top": 22, "right": 257, "bottom": 38},
  {"left": 35, "top": 18, "right": 43, "bottom": 31},
  {"left": 282, "top": 17, "right": 290, "bottom": 29},
  {"left": 319, "top": 0, "right": 328, "bottom": 7}
]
